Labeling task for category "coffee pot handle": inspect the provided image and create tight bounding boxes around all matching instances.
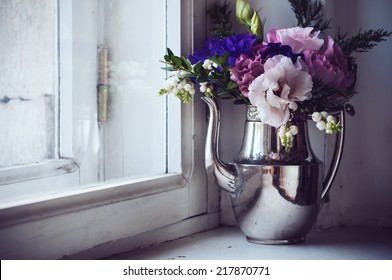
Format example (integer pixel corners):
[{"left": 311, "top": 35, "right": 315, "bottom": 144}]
[{"left": 321, "top": 108, "right": 346, "bottom": 202}]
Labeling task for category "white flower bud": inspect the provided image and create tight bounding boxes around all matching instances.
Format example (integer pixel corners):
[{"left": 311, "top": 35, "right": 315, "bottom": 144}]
[
  {"left": 164, "top": 83, "right": 173, "bottom": 91},
  {"left": 321, "top": 111, "right": 328, "bottom": 119},
  {"left": 312, "top": 112, "right": 322, "bottom": 122},
  {"left": 189, "top": 88, "right": 195, "bottom": 95},
  {"left": 200, "top": 85, "right": 207, "bottom": 93},
  {"left": 278, "top": 127, "right": 286, "bottom": 137},
  {"left": 289, "top": 125, "right": 298, "bottom": 135},
  {"left": 326, "top": 115, "right": 335, "bottom": 123},
  {"left": 202, "top": 59, "right": 212, "bottom": 70},
  {"left": 167, "top": 77, "right": 178, "bottom": 87},
  {"left": 316, "top": 120, "right": 326, "bottom": 130},
  {"left": 184, "top": 83, "right": 193, "bottom": 91},
  {"left": 177, "top": 83, "right": 184, "bottom": 89},
  {"left": 326, "top": 128, "right": 333, "bottom": 134},
  {"left": 285, "top": 131, "right": 293, "bottom": 138},
  {"left": 172, "top": 87, "right": 179, "bottom": 94}
]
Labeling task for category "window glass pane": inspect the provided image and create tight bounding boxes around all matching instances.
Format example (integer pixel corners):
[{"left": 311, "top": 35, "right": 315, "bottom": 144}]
[
  {"left": 0, "top": 0, "right": 57, "bottom": 168},
  {"left": 102, "top": 0, "right": 175, "bottom": 180}
]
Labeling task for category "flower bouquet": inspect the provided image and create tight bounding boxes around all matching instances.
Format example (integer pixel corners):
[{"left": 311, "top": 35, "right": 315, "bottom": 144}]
[{"left": 159, "top": 0, "right": 390, "bottom": 147}]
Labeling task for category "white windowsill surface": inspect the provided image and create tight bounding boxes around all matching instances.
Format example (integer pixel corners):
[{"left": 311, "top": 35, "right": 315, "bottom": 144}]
[{"left": 107, "top": 226, "right": 392, "bottom": 260}]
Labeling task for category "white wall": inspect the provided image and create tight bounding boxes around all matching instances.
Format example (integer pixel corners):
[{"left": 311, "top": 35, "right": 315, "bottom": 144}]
[
  {"left": 317, "top": 0, "right": 392, "bottom": 227},
  {"left": 208, "top": 0, "right": 392, "bottom": 228}
]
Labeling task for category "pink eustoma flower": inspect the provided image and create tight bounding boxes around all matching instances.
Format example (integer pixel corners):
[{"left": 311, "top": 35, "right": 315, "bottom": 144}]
[
  {"left": 267, "top": 27, "right": 324, "bottom": 53},
  {"left": 248, "top": 55, "right": 313, "bottom": 128}
]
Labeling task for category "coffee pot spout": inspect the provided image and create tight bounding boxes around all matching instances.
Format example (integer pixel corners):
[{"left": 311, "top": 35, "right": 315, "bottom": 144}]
[{"left": 202, "top": 97, "right": 237, "bottom": 193}]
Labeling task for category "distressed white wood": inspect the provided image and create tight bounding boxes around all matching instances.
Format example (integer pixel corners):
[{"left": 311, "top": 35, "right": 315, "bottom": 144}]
[
  {"left": 65, "top": 212, "right": 219, "bottom": 260},
  {"left": 58, "top": 0, "right": 74, "bottom": 158},
  {"left": 0, "top": 173, "right": 185, "bottom": 227},
  {"left": 0, "top": 159, "right": 78, "bottom": 188},
  {"left": 167, "top": 0, "right": 182, "bottom": 173},
  {"left": 0, "top": 181, "right": 215, "bottom": 259},
  {"left": 107, "top": 226, "right": 392, "bottom": 260}
]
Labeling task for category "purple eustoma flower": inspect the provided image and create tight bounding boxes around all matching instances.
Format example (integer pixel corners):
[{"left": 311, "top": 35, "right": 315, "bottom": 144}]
[
  {"left": 304, "top": 36, "right": 356, "bottom": 89},
  {"left": 231, "top": 43, "right": 301, "bottom": 96},
  {"left": 188, "top": 33, "right": 257, "bottom": 66}
]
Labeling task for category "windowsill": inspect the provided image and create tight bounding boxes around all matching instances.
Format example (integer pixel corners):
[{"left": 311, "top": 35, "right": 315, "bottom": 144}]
[
  {"left": 107, "top": 226, "right": 392, "bottom": 260},
  {"left": 0, "top": 173, "right": 186, "bottom": 228}
]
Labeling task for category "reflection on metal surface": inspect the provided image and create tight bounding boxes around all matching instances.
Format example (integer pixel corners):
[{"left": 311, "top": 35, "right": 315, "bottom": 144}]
[{"left": 232, "top": 164, "right": 321, "bottom": 243}]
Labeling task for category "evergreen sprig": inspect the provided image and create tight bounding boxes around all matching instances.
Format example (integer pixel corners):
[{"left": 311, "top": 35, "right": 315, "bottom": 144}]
[
  {"left": 300, "top": 79, "right": 358, "bottom": 113},
  {"left": 336, "top": 28, "right": 392, "bottom": 66},
  {"left": 287, "top": 0, "right": 331, "bottom": 32},
  {"left": 207, "top": 1, "right": 233, "bottom": 37}
]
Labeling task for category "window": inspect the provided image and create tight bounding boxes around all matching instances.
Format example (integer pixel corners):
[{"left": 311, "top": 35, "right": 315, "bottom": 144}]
[
  {"left": 0, "top": 0, "right": 212, "bottom": 259},
  {"left": 0, "top": 0, "right": 183, "bottom": 201}
]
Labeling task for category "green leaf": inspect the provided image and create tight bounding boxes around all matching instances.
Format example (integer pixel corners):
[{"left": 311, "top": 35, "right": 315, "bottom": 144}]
[
  {"left": 161, "top": 66, "right": 178, "bottom": 71},
  {"left": 199, "top": 65, "right": 208, "bottom": 77},
  {"left": 182, "top": 56, "right": 192, "bottom": 71},
  {"left": 222, "top": 65, "right": 232, "bottom": 72},
  {"left": 209, "top": 56, "right": 220, "bottom": 66},
  {"left": 196, "top": 76, "right": 209, "bottom": 83},
  {"left": 164, "top": 55, "right": 171, "bottom": 63},
  {"left": 167, "top": 48, "right": 174, "bottom": 57},
  {"left": 171, "top": 55, "right": 183, "bottom": 67},
  {"left": 193, "top": 61, "right": 203, "bottom": 74},
  {"left": 220, "top": 52, "right": 229, "bottom": 66},
  {"left": 209, "top": 72, "right": 220, "bottom": 79},
  {"left": 227, "top": 81, "right": 238, "bottom": 90},
  {"left": 178, "top": 73, "right": 193, "bottom": 79}
]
